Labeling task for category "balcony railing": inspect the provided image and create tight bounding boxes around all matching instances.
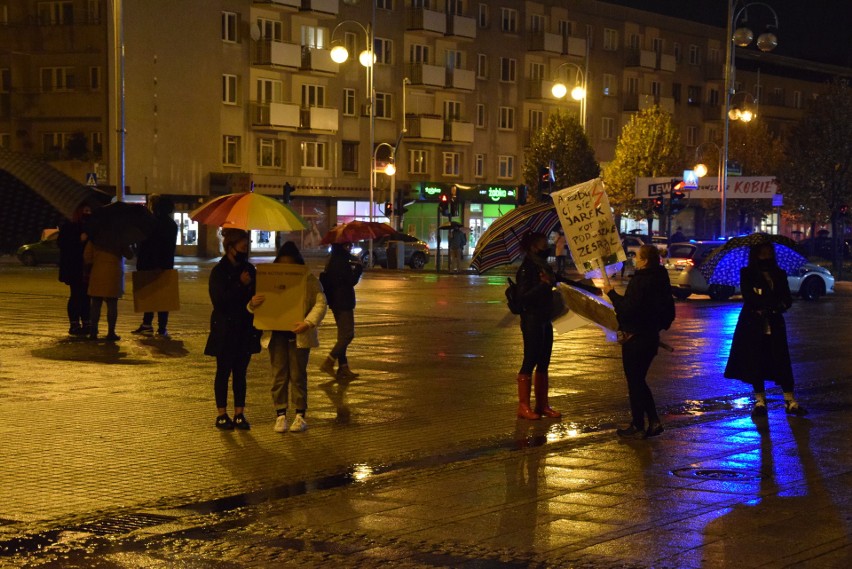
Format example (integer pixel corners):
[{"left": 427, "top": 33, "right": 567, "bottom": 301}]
[
  {"left": 254, "top": 40, "right": 301, "bottom": 68},
  {"left": 300, "top": 0, "right": 339, "bottom": 17},
  {"left": 407, "top": 63, "right": 445, "bottom": 88},
  {"left": 444, "top": 120, "right": 474, "bottom": 143},
  {"left": 405, "top": 115, "right": 444, "bottom": 141},
  {"left": 407, "top": 8, "right": 446, "bottom": 35},
  {"left": 527, "top": 31, "right": 562, "bottom": 53},
  {"left": 446, "top": 14, "right": 476, "bottom": 39},
  {"left": 253, "top": 0, "right": 300, "bottom": 9},
  {"left": 446, "top": 68, "right": 475, "bottom": 90},
  {"left": 300, "top": 106, "right": 338, "bottom": 131},
  {"left": 301, "top": 47, "right": 335, "bottom": 73},
  {"left": 251, "top": 102, "right": 301, "bottom": 129}
]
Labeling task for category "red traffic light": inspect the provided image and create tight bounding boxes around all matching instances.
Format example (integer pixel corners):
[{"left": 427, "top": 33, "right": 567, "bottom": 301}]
[{"left": 439, "top": 194, "right": 448, "bottom": 203}]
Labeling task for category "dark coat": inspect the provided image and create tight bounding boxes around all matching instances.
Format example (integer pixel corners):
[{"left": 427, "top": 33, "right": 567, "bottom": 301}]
[
  {"left": 204, "top": 257, "right": 259, "bottom": 357},
  {"left": 515, "top": 253, "right": 554, "bottom": 320},
  {"left": 58, "top": 219, "right": 88, "bottom": 285},
  {"left": 607, "top": 264, "right": 674, "bottom": 336},
  {"left": 136, "top": 214, "right": 178, "bottom": 270},
  {"left": 724, "top": 265, "right": 794, "bottom": 385},
  {"left": 323, "top": 251, "right": 363, "bottom": 311}
]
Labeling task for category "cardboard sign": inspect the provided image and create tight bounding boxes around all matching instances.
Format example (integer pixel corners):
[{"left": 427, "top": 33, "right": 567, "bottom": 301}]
[
  {"left": 253, "top": 263, "right": 308, "bottom": 331},
  {"left": 551, "top": 179, "right": 626, "bottom": 275},
  {"left": 132, "top": 269, "right": 180, "bottom": 313}
]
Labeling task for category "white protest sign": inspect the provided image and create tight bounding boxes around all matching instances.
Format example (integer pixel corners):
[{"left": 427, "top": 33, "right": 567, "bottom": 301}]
[
  {"left": 253, "top": 263, "right": 308, "bottom": 331},
  {"left": 551, "top": 179, "right": 625, "bottom": 276}
]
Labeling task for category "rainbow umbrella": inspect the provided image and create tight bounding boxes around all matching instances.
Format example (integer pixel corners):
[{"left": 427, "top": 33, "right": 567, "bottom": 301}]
[
  {"left": 190, "top": 192, "right": 307, "bottom": 231},
  {"left": 321, "top": 221, "right": 396, "bottom": 244}
]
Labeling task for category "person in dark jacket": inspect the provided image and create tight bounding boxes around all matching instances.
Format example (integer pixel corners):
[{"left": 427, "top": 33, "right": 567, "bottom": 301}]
[
  {"left": 319, "top": 242, "right": 363, "bottom": 381},
  {"left": 204, "top": 229, "right": 259, "bottom": 430},
  {"left": 724, "top": 242, "right": 807, "bottom": 417},
  {"left": 514, "top": 232, "right": 561, "bottom": 420},
  {"left": 604, "top": 244, "right": 674, "bottom": 439},
  {"left": 58, "top": 204, "right": 92, "bottom": 335},
  {"left": 132, "top": 195, "right": 179, "bottom": 338}
]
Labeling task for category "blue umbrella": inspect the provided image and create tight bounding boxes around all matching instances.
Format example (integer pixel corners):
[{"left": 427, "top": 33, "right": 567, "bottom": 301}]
[{"left": 701, "top": 243, "right": 807, "bottom": 287}]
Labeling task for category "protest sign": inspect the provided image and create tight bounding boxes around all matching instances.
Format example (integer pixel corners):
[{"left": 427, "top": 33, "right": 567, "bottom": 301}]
[
  {"left": 132, "top": 269, "right": 180, "bottom": 313},
  {"left": 253, "top": 264, "right": 308, "bottom": 331}
]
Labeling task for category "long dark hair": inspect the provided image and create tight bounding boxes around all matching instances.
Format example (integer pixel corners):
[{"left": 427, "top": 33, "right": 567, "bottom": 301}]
[
  {"left": 520, "top": 231, "right": 546, "bottom": 253},
  {"left": 748, "top": 242, "right": 777, "bottom": 268},
  {"left": 275, "top": 241, "right": 305, "bottom": 265}
]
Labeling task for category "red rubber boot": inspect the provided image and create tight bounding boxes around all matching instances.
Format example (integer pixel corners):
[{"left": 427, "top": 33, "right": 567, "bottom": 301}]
[
  {"left": 517, "top": 373, "right": 541, "bottom": 420},
  {"left": 534, "top": 371, "right": 562, "bottom": 418}
]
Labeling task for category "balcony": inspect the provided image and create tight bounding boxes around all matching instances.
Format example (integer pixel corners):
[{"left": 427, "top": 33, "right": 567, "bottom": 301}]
[
  {"left": 407, "top": 8, "right": 446, "bottom": 35},
  {"left": 407, "top": 63, "right": 445, "bottom": 88},
  {"left": 405, "top": 115, "right": 444, "bottom": 141},
  {"left": 625, "top": 48, "right": 656, "bottom": 69},
  {"left": 254, "top": 40, "right": 301, "bottom": 69},
  {"left": 623, "top": 93, "right": 639, "bottom": 112},
  {"left": 526, "top": 80, "right": 559, "bottom": 100},
  {"left": 299, "top": 0, "right": 338, "bottom": 17},
  {"left": 301, "top": 47, "right": 336, "bottom": 74},
  {"left": 565, "top": 37, "right": 587, "bottom": 57},
  {"left": 300, "top": 106, "right": 338, "bottom": 132},
  {"left": 446, "top": 67, "right": 475, "bottom": 91},
  {"left": 527, "top": 31, "right": 562, "bottom": 54},
  {"left": 251, "top": 102, "right": 301, "bottom": 130},
  {"left": 446, "top": 14, "right": 476, "bottom": 40},
  {"left": 444, "top": 120, "right": 474, "bottom": 143},
  {"left": 702, "top": 104, "right": 722, "bottom": 121},
  {"left": 253, "top": 0, "right": 300, "bottom": 9},
  {"left": 658, "top": 53, "right": 676, "bottom": 72}
]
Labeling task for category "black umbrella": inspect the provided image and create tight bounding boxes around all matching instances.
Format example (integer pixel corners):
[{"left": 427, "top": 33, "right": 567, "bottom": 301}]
[{"left": 88, "top": 201, "right": 156, "bottom": 249}]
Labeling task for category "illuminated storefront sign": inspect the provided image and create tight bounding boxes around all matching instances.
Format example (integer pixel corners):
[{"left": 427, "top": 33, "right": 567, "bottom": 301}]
[{"left": 417, "top": 182, "right": 515, "bottom": 204}]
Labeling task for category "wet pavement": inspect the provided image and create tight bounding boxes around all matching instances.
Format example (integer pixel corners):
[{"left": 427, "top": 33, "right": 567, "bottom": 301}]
[{"left": 0, "top": 257, "right": 850, "bottom": 567}]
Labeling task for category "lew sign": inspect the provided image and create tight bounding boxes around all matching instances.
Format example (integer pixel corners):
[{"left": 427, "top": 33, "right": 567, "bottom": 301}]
[{"left": 635, "top": 177, "right": 779, "bottom": 200}]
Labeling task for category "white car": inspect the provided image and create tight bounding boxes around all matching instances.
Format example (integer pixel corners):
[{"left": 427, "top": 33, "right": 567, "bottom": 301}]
[{"left": 665, "top": 241, "right": 835, "bottom": 301}]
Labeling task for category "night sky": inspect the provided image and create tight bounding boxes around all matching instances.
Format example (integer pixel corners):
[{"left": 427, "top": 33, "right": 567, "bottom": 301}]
[{"left": 603, "top": 0, "right": 851, "bottom": 67}]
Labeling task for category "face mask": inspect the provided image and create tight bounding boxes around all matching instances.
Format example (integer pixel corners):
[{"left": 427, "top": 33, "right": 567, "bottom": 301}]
[{"left": 234, "top": 251, "right": 249, "bottom": 264}]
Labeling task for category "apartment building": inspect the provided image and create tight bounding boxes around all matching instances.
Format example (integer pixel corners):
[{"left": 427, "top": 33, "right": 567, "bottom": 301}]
[{"left": 2, "top": 0, "right": 847, "bottom": 255}]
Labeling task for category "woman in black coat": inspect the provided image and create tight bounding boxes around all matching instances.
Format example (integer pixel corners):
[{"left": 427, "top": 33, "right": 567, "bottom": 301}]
[
  {"left": 204, "top": 229, "right": 259, "bottom": 430},
  {"left": 604, "top": 245, "right": 674, "bottom": 439},
  {"left": 318, "top": 242, "right": 363, "bottom": 381},
  {"left": 724, "top": 242, "right": 807, "bottom": 417}
]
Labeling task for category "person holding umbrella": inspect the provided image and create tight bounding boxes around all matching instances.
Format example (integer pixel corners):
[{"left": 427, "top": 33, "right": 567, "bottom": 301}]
[
  {"left": 58, "top": 204, "right": 92, "bottom": 336},
  {"left": 205, "top": 229, "right": 260, "bottom": 430},
  {"left": 319, "top": 242, "right": 363, "bottom": 381}
]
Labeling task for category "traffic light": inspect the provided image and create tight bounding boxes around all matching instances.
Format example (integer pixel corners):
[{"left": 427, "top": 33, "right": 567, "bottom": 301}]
[
  {"left": 450, "top": 195, "right": 459, "bottom": 217},
  {"left": 670, "top": 190, "right": 686, "bottom": 214},
  {"left": 652, "top": 197, "right": 665, "bottom": 213},
  {"left": 438, "top": 193, "right": 450, "bottom": 217},
  {"left": 539, "top": 165, "right": 553, "bottom": 194},
  {"left": 516, "top": 184, "right": 528, "bottom": 206},
  {"left": 383, "top": 201, "right": 393, "bottom": 216},
  {"left": 282, "top": 182, "right": 295, "bottom": 204},
  {"left": 839, "top": 204, "right": 849, "bottom": 219}
]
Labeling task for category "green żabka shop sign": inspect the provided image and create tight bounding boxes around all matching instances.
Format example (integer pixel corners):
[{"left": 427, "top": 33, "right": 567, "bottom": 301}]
[{"left": 417, "top": 183, "right": 516, "bottom": 204}]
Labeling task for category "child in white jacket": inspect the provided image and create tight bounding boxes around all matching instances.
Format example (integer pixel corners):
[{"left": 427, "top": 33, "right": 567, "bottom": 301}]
[{"left": 249, "top": 242, "right": 327, "bottom": 433}]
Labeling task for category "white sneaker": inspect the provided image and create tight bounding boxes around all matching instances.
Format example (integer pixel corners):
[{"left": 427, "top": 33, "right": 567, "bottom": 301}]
[
  {"left": 290, "top": 414, "right": 307, "bottom": 432},
  {"left": 273, "top": 415, "right": 289, "bottom": 433}
]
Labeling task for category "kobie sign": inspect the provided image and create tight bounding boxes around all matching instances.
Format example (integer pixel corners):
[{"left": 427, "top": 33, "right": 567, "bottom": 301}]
[
  {"left": 635, "top": 177, "right": 779, "bottom": 199},
  {"left": 552, "top": 179, "right": 626, "bottom": 274}
]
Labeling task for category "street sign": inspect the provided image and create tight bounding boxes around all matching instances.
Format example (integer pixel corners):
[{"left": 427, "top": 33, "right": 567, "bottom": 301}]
[
  {"left": 85, "top": 173, "right": 98, "bottom": 187},
  {"left": 726, "top": 161, "right": 742, "bottom": 176},
  {"left": 682, "top": 170, "right": 698, "bottom": 190}
]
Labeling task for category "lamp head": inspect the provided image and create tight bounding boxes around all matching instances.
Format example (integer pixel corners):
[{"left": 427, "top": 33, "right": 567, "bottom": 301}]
[
  {"left": 359, "top": 49, "right": 375, "bottom": 67},
  {"left": 694, "top": 163, "right": 709, "bottom": 178},
  {"left": 739, "top": 109, "right": 754, "bottom": 122},
  {"left": 330, "top": 45, "right": 349, "bottom": 63},
  {"left": 570, "top": 85, "right": 586, "bottom": 101},
  {"left": 756, "top": 31, "right": 778, "bottom": 52},
  {"left": 384, "top": 163, "right": 396, "bottom": 176},
  {"left": 733, "top": 27, "right": 754, "bottom": 47},
  {"left": 551, "top": 82, "right": 568, "bottom": 99}
]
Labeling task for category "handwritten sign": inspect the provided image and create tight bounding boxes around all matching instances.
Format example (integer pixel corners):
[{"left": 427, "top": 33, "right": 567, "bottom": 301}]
[
  {"left": 253, "top": 264, "right": 308, "bottom": 331},
  {"left": 552, "top": 179, "right": 625, "bottom": 274}
]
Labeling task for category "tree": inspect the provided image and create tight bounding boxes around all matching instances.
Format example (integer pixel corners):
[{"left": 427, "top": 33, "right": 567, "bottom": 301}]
[
  {"left": 780, "top": 80, "right": 852, "bottom": 271},
  {"left": 602, "top": 106, "right": 684, "bottom": 234},
  {"left": 523, "top": 110, "right": 599, "bottom": 202}
]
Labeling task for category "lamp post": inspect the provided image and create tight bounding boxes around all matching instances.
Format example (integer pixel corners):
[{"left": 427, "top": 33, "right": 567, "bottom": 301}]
[
  {"left": 722, "top": 0, "right": 779, "bottom": 237},
  {"left": 694, "top": 142, "right": 724, "bottom": 236},
  {"left": 550, "top": 61, "right": 587, "bottom": 129},
  {"left": 111, "top": 0, "right": 126, "bottom": 201}
]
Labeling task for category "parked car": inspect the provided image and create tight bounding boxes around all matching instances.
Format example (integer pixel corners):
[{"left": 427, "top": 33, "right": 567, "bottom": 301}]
[
  {"left": 358, "top": 232, "right": 430, "bottom": 269},
  {"left": 665, "top": 241, "right": 835, "bottom": 301},
  {"left": 16, "top": 229, "right": 60, "bottom": 266},
  {"left": 797, "top": 237, "right": 852, "bottom": 260}
]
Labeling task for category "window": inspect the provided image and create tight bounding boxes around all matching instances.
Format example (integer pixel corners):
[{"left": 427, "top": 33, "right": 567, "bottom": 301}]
[
  {"left": 474, "top": 154, "right": 485, "bottom": 178},
  {"left": 38, "top": 1, "right": 73, "bottom": 25},
  {"left": 528, "top": 62, "right": 544, "bottom": 81},
  {"left": 528, "top": 109, "right": 543, "bottom": 133},
  {"left": 375, "top": 37, "right": 392, "bottom": 65},
  {"left": 793, "top": 90, "right": 802, "bottom": 109},
  {"left": 377, "top": 0, "right": 393, "bottom": 9},
  {"left": 478, "top": 3, "right": 489, "bottom": 28},
  {"left": 342, "top": 141, "right": 358, "bottom": 172},
  {"left": 651, "top": 80, "right": 661, "bottom": 100},
  {"left": 222, "top": 135, "right": 241, "bottom": 165},
  {"left": 688, "top": 44, "right": 701, "bottom": 65},
  {"left": 476, "top": 53, "right": 488, "bottom": 79},
  {"left": 672, "top": 82, "right": 681, "bottom": 104},
  {"left": 603, "top": 28, "right": 618, "bottom": 51},
  {"left": 446, "top": 50, "right": 462, "bottom": 69},
  {"left": 447, "top": 0, "right": 463, "bottom": 15},
  {"left": 686, "top": 125, "right": 697, "bottom": 147},
  {"left": 301, "top": 25, "right": 327, "bottom": 49},
  {"left": 257, "top": 138, "right": 283, "bottom": 168},
  {"left": 42, "top": 132, "right": 70, "bottom": 155},
  {"left": 475, "top": 104, "right": 487, "bottom": 128},
  {"left": 601, "top": 117, "right": 614, "bottom": 140},
  {"left": 301, "top": 141, "right": 326, "bottom": 169},
  {"left": 375, "top": 92, "right": 392, "bottom": 119},
  {"left": 301, "top": 84, "right": 325, "bottom": 107},
  {"left": 409, "top": 149, "right": 428, "bottom": 175},
  {"left": 500, "top": 8, "right": 517, "bottom": 33},
  {"left": 557, "top": 20, "right": 573, "bottom": 37},
  {"left": 602, "top": 73, "right": 615, "bottom": 96},
  {"left": 410, "top": 44, "right": 430, "bottom": 64},
  {"left": 707, "top": 127, "right": 718, "bottom": 142},
  {"left": 442, "top": 152, "right": 460, "bottom": 176},
  {"left": 257, "top": 78, "right": 282, "bottom": 103},
  {"left": 673, "top": 42, "right": 681, "bottom": 63},
  {"left": 221, "top": 12, "right": 238, "bottom": 43},
  {"left": 257, "top": 18, "right": 283, "bottom": 41},
  {"left": 687, "top": 85, "right": 701, "bottom": 105},
  {"left": 708, "top": 88, "right": 719, "bottom": 106},
  {"left": 222, "top": 74, "right": 238, "bottom": 105},
  {"left": 500, "top": 57, "right": 516, "bottom": 82},
  {"left": 498, "top": 106, "right": 514, "bottom": 130},
  {"left": 342, "top": 88, "right": 356, "bottom": 116},
  {"left": 529, "top": 14, "right": 544, "bottom": 33},
  {"left": 40, "top": 67, "right": 75, "bottom": 91},
  {"left": 86, "top": 0, "right": 99, "bottom": 23},
  {"left": 652, "top": 37, "right": 664, "bottom": 54},
  {"left": 91, "top": 132, "right": 102, "bottom": 157},
  {"left": 498, "top": 155, "right": 514, "bottom": 179},
  {"left": 444, "top": 100, "right": 461, "bottom": 121},
  {"left": 708, "top": 48, "right": 721, "bottom": 65},
  {"left": 627, "top": 33, "right": 639, "bottom": 50},
  {"left": 89, "top": 67, "right": 101, "bottom": 91},
  {"left": 626, "top": 76, "right": 638, "bottom": 95}
]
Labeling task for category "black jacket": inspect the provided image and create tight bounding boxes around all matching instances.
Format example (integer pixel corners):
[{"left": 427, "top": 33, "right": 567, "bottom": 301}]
[
  {"left": 515, "top": 253, "right": 554, "bottom": 320},
  {"left": 607, "top": 264, "right": 673, "bottom": 335},
  {"left": 57, "top": 219, "right": 88, "bottom": 285},
  {"left": 136, "top": 214, "right": 178, "bottom": 270},
  {"left": 323, "top": 251, "right": 363, "bottom": 311},
  {"left": 204, "top": 257, "right": 258, "bottom": 357}
]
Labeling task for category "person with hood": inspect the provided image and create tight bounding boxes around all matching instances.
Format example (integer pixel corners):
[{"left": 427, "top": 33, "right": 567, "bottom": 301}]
[
  {"left": 318, "top": 242, "right": 363, "bottom": 381},
  {"left": 604, "top": 244, "right": 674, "bottom": 439},
  {"left": 204, "top": 229, "right": 259, "bottom": 430},
  {"left": 724, "top": 242, "right": 807, "bottom": 417},
  {"left": 249, "top": 242, "right": 327, "bottom": 433},
  {"left": 58, "top": 204, "right": 92, "bottom": 335},
  {"left": 513, "top": 232, "right": 561, "bottom": 420}
]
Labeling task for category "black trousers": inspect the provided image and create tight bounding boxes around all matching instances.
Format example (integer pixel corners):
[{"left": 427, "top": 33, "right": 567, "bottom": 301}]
[
  {"left": 142, "top": 311, "right": 170, "bottom": 331},
  {"left": 622, "top": 332, "right": 660, "bottom": 429},
  {"left": 67, "top": 282, "right": 90, "bottom": 325},
  {"left": 519, "top": 313, "right": 553, "bottom": 375},
  {"left": 214, "top": 350, "right": 251, "bottom": 409}
]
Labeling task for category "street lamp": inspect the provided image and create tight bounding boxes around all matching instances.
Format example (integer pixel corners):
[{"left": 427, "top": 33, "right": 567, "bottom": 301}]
[
  {"left": 551, "top": 61, "right": 587, "bottom": 129},
  {"left": 728, "top": 91, "right": 758, "bottom": 122},
  {"left": 694, "top": 142, "right": 724, "bottom": 227},
  {"left": 372, "top": 142, "right": 396, "bottom": 229},
  {"left": 722, "top": 0, "right": 779, "bottom": 237}
]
